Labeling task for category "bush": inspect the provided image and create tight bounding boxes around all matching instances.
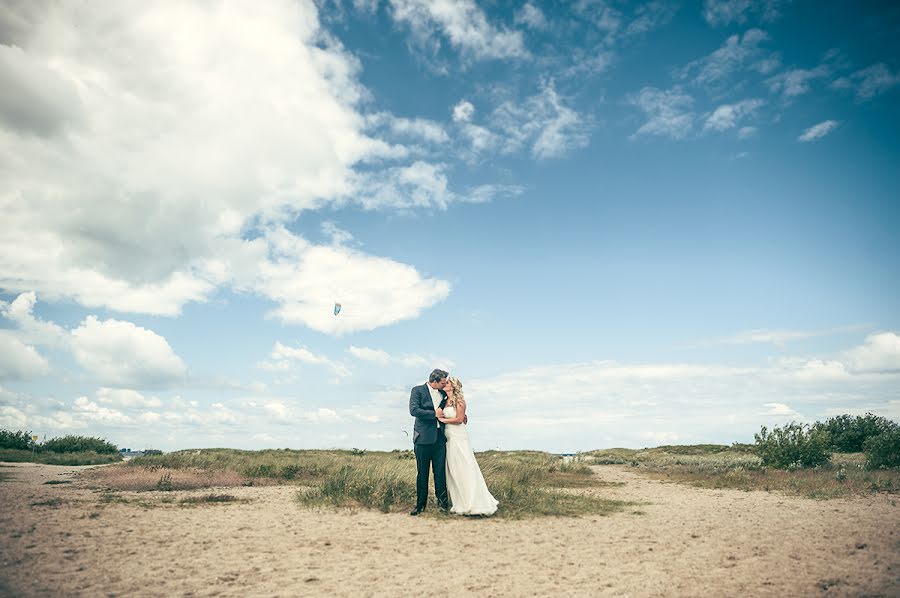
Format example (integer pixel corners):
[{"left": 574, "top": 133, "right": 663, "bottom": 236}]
[
  {"left": 863, "top": 424, "right": 900, "bottom": 469},
  {"left": 754, "top": 422, "right": 831, "bottom": 468},
  {"left": 0, "top": 429, "right": 35, "bottom": 450},
  {"left": 42, "top": 435, "right": 118, "bottom": 454},
  {"left": 814, "top": 413, "right": 895, "bottom": 453}
]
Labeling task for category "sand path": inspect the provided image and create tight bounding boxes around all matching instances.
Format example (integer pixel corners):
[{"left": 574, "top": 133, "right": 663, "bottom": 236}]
[{"left": 1, "top": 461, "right": 897, "bottom": 597}]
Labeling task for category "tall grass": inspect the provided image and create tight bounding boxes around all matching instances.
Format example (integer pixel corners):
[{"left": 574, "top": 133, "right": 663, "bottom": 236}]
[{"left": 106, "top": 448, "right": 631, "bottom": 518}]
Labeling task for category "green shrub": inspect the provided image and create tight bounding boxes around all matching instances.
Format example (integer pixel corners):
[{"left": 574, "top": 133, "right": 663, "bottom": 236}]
[
  {"left": 42, "top": 435, "right": 118, "bottom": 454},
  {"left": 863, "top": 424, "right": 900, "bottom": 469},
  {"left": 814, "top": 413, "right": 895, "bottom": 453},
  {"left": 0, "top": 429, "right": 35, "bottom": 450},
  {"left": 754, "top": 422, "right": 831, "bottom": 468}
]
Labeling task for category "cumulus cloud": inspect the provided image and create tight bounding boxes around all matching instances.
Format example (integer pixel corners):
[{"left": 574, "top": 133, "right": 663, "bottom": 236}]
[
  {"left": 388, "top": 0, "right": 527, "bottom": 62},
  {"left": 798, "top": 120, "right": 839, "bottom": 142},
  {"left": 0, "top": 2, "right": 471, "bottom": 332},
  {"left": 70, "top": 316, "right": 188, "bottom": 388},
  {"left": 628, "top": 87, "right": 694, "bottom": 140},
  {"left": 249, "top": 226, "right": 450, "bottom": 334},
  {"left": 0, "top": 332, "right": 49, "bottom": 380},
  {"left": 452, "top": 100, "right": 475, "bottom": 123},
  {"left": 0, "top": 291, "right": 67, "bottom": 347},
  {"left": 840, "top": 332, "right": 900, "bottom": 373}
]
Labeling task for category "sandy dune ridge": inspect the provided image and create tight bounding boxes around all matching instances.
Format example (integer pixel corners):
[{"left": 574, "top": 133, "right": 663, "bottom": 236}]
[{"left": 1, "top": 461, "right": 898, "bottom": 597}]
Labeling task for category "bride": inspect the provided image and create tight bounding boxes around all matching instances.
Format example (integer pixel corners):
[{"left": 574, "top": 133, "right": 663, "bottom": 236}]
[{"left": 437, "top": 376, "right": 499, "bottom": 516}]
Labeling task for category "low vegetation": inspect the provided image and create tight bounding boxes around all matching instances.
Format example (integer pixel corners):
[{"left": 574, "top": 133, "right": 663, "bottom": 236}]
[
  {"left": 86, "top": 448, "right": 631, "bottom": 519},
  {"left": 0, "top": 429, "right": 122, "bottom": 465}
]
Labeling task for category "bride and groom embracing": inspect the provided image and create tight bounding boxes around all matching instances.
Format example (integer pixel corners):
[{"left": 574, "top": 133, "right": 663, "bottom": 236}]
[{"left": 408, "top": 369, "right": 498, "bottom": 517}]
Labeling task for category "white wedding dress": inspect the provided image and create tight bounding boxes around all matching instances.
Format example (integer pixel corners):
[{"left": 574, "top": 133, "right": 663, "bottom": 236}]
[{"left": 443, "top": 405, "right": 499, "bottom": 516}]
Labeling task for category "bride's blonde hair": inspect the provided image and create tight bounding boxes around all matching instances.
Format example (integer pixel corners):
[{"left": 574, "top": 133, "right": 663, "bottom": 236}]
[{"left": 445, "top": 376, "right": 464, "bottom": 406}]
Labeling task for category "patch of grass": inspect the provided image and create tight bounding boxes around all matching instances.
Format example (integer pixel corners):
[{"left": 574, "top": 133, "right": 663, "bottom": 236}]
[
  {"left": 179, "top": 493, "right": 242, "bottom": 505},
  {"left": 298, "top": 450, "right": 631, "bottom": 518},
  {"left": 43, "top": 480, "right": 72, "bottom": 485},
  {"left": 94, "top": 447, "right": 630, "bottom": 518},
  {"left": 0, "top": 448, "right": 122, "bottom": 465},
  {"left": 588, "top": 446, "right": 899, "bottom": 499},
  {"left": 30, "top": 498, "right": 64, "bottom": 507}
]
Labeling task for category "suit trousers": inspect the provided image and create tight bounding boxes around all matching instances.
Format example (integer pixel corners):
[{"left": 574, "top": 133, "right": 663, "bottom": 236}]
[{"left": 414, "top": 440, "right": 448, "bottom": 510}]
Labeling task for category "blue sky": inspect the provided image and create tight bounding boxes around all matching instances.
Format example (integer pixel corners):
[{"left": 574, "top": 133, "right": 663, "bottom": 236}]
[{"left": 1, "top": 0, "right": 898, "bottom": 452}]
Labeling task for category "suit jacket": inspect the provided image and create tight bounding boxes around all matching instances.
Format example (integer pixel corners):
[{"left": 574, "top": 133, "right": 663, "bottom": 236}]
[{"left": 409, "top": 383, "right": 447, "bottom": 445}]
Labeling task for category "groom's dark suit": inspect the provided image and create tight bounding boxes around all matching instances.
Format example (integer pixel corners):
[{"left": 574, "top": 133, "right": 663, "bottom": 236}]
[{"left": 409, "top": 383, "right": 449, "bottom": 512}]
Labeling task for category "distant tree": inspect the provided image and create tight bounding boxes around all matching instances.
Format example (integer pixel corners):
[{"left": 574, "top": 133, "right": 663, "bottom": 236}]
[
  {"left": 754, "top": 422, "right": 830, "bottom": 468},
  {"left": 42, "top": 435, "right": 118, "bottom": 454},
  {"left": 814, "top": 413, "right": 894, "bottom": 453}
]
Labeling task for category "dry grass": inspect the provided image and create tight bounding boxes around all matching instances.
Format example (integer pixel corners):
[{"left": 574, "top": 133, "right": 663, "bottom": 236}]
[
  {"left": 81, "top": 448, "right": 632, "bottom": 518},
  {"left": 0, "top": 449, "right": 121, "bottom": 466},
  {"left": 83, "top": 465, "right": 248, "bottom": 492},
  {"left": 586, "top": 446, "right": 900, "bottom": 499}
]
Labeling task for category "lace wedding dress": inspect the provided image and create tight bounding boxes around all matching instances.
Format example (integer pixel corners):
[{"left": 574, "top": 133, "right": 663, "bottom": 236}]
[{"left": 443, "top": 405, "right": 499, "bottom": 516}]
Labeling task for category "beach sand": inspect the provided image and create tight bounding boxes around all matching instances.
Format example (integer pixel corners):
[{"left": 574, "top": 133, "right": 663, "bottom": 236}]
[{"left": 1, "top": 461, "right": 897, "bottom": 597}]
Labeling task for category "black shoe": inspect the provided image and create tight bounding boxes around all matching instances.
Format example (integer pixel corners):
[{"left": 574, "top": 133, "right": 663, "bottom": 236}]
[{"left": 410, "top": 508, "right": 423, "bottom": 516}]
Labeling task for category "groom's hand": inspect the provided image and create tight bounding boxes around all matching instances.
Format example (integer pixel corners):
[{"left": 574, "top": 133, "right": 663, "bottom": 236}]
[
  {"left": 435, "top": 407, "right": 444, "bottom": 418},
  {"left": 463, "top": 414, "right": 468, "bottom": 424}
]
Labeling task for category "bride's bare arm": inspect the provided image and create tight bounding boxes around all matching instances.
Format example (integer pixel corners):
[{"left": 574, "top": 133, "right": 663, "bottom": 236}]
[{"left": 438, "top": 400, "right": 466, "bottom": 424}]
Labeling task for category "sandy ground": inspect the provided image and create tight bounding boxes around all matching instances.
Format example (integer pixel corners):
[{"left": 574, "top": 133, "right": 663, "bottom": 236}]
[{"left": 1, "top": 462, "right": 898, "bottom": 597}]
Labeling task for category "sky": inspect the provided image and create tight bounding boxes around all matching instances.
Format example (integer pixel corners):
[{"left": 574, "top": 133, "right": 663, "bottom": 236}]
[{"left": 1, "top": 0, "right": 898, "bottom": 453}]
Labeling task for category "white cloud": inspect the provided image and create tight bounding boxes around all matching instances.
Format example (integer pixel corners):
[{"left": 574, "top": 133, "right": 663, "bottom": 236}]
[
  {"left": 0, "top": 1, "right": 467, "bottom": 332},
  {"left": 690, "top": 325, "right": 861, "bottom": 348},
  {"left": 798, "top": 120, "right": 839, "bottom": 142},
  {"left": 628, "top": 87, "right": 694, "bottom": 140},
  {"left": 681, "top": 29, "right": 776, "bottom": 87},
  {"left": 840, "top": 332, "right": 900, "bottom": 373},
  {"left": 452, "top": 100, "right": 475, "bottom": 123},
  {"left": 762, "top": 402, "right": 801, "bottom": 417},
  {"left": 514, "top": 3, "right": 547, "bottom": 30},
  {"left": 625, "top": 1, "right": 678, "bottom": 36},
  {"left": 1, "top": 291, "right": 68, "bottom": 347},
  {"left": 702, "top": 0, "right": 790, "bottom": 27},
  {"left": 492, "top": 83, "right": 590, "bottom": 159},
  {"left": 73, "top": 396, "right": 132, "bottom": 425},
  {"left": 388, "top": 0, "right": 527, "bottom": 62},
  {"left": 366, "top": 112, "right": 449, "bottom": 144},
  {"left": 831, "top": 63, "right": 900, "bottom": 102},
  {"left": 737, "top": 126, "right": 757, "bottom": 139},
  {"left": 348, "top": 345, "right": 453, "bottom": 369},
  {"left": 0, "top": 332, "right": 49, "bottom": 380},
  {"left": 766, "top": 65, "right": 830, "bottom": 98},
  {"left": 70, "top": 316, "right": 187, "bottom": 388},
  {"left": 96, "top": 387, "right": 163, "bottom": 409},
  {"left": 703, "top": 98, "right": 765, "bottom": 132},
  {"left": 260, "top": 341, "right": 351, "bottom": 379},
  {"left": 250, "top": 226, "right": 451, "bottom": 334},
  {"left": 304, "top": 407, "right": 342, "bottom": 423}
]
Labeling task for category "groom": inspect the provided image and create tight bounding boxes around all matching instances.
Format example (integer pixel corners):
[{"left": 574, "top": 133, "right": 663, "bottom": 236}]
[{"left": 408, "top": 369, "right": 450, "bottom": 515}]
